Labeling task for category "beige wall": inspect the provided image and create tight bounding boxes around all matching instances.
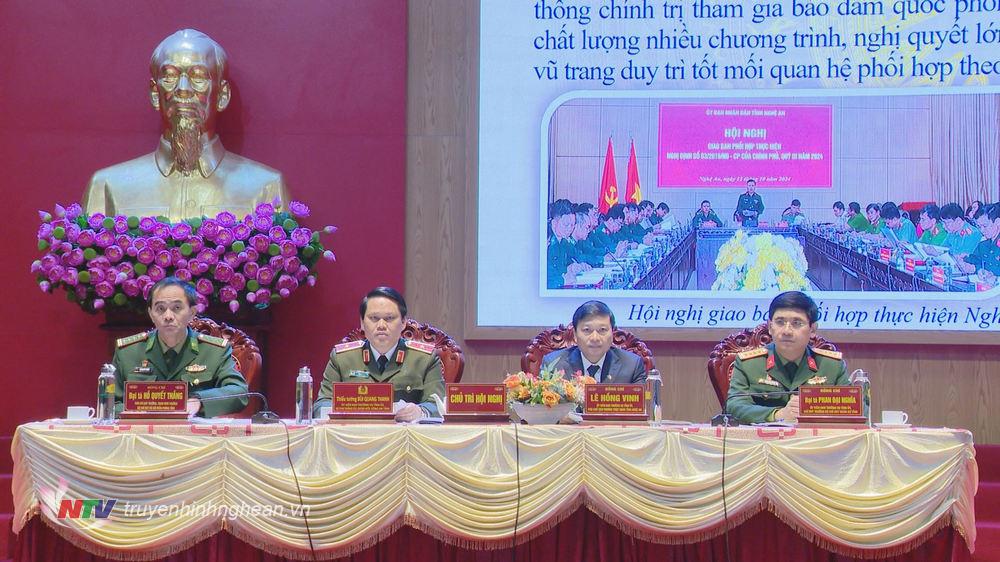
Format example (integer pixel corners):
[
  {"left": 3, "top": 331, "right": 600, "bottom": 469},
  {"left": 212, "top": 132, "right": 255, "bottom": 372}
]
[{"left": 406, "top": 2, "right": 1000, "bottom": 444}]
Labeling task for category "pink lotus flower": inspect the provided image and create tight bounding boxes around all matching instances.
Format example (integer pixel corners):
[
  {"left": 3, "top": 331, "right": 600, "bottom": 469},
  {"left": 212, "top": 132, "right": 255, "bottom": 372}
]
[
  {"left": 284, "top": 256, "right": 302, "bottom": 273},
  {"left": 188, "top": 236, "right": 204, "bottom": 253},
  {"left": 195, "top": 278, "right": 213, "bottom": 295},
  {"left": 87, "top": 214, "right": 105, "bottom": 230},
  {"left": 148, "top": 237, "right": 168, "bottom": 252},
  {"left": 136, "top": 247, "right": 155, "bottom": 264},
  {"left": 223, "top": 252, "right": 241, "bottom": 268},
  {"left": 139, "top": 217, "right": 157, "bottom": 232},
  {"left": 38, "top": 281, "right": 50, "bottom": 292},
  {"left": 268, "top": 226, "right": 286, "bottom": 242},
  {"left": 243, "top": 262, "right": 259, "bottom": 278},
  {"left": 122, "top": 279, "right": 140, "bottom": 297},
  {"left": 268, "top": 255, "right": 283, "bottom": 269},
  {"left": 114, "top": 217, "right": 129, "bottom": 234},
  {"left": 230, "top": 273, "right": 247, "bottom": 291},
  {"left": 253, "top": 215, "right": 272, "bottom": 232},
  {"left": 216, "top": 211, "right": 237, "bottom": 228},
  {"left": 39, "top": 211, "right": 52, "bottom": 222},
  {"left": 94, "top": 281, "right": 114, "bottom": 298},
  {"left": 105, "top": 245, "right": 124, "bottom": 263},
  {"left": 175, "top": 268, "right": 192, "bottom": 281},
  {"left": 88, "top": 267, "right": 106, "bottom": 284},
  {"left": 93, "top": 299, "right": 105, "bottom": 310},
  {"left": 214, "top": 263, "right": 234, "bottom": 282},
  {"left": 254, "top": 202, "right": 275, "bottom": 217},
  {"left": 196, "top": 248, "right": 218, "bottom": 265},
  {"left": 291, "top": 228, "right": 311, "bottom": 247},
  {"left": 62, "top": 268, "right": 79, "bottom": 286},
  {"left": 54, "top": 204, "right": 66, "bottom": 218},
  {"left": 233, "top": 223, "right": 252, "bottom": 240},
  {"left": 254, "top": 288, "right": 271, "bottom": 304},
  {"left": 95, "top": 231, "right": 115, "bottom": 249},
  {"left": 47, "top": 266, "right": 65, "bottom": 283},
  {"left": 250, "top": 234, "right": 270, "bottom": 253},
  {"left": 170, "top": 223, "right": 192, "bottom": 241},
  {"left": 323, "top": 250, "right": 336, "bottom": 261},
  {"left": 152, "top": 223, "right": 170, "bottom": 239},
  {"left": 65, "top": 203, "right": 82, "bottom": 220},
  {"left": 77, "top": 230, "right": 96, "bottom": 247},
  {"left": 154, "top": 251, "right": 172, "bottom": 268},
  {"left": 147, "top": 265, "right": 166, "bottom": 282},
  {"left": 115, "top": 234, "right": 130, "bottom": 248},
  {"left": 37, "top": 224, "right": 53, "bottom": 239},
  {"left": 219, "top": 285, "right": 238, "bottom": 302},
  {"left": 215, "top": 228, "right": 234, "bottom": 246},
  {"left": 257, "top": 267, "right": 275, "bottom": 286},
  {"left": 289, "top": 201, "right": 310, "bottom": 217},
  {"left": 198, "top": 219, "right": 220, "bottom": 240},
  {"left": 245, "top": 248, "right": 260, "bottom": 262},
  {"left": 280, "top": 240, "right": 296, "bottom": 256},
  {"left": 228, "top": 300, "right": 240, "bottom": 313}
]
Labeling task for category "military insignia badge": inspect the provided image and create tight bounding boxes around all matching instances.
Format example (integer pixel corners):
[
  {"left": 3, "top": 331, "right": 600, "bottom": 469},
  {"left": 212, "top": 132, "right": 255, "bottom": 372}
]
[
  {"left": 757, "top": 376, "right": 781, "bottom": 387},
  {"left": 132, "top": 366, "right": 152, "bottom": 374},
  {"left": 186, "top": 364, "right": 207, "bottom": 373},
  {"left": 806, "top": 376, "right": 828, "bottom": 385},
  {"left": 807, "top": 356, "right": 818, "bottom": 372}
]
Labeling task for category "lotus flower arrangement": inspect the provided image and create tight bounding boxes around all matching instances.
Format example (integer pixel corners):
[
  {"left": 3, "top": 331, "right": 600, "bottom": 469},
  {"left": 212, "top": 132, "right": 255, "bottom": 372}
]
[{"left": 32, "top": 201, "right": 337, "bottom": 313}]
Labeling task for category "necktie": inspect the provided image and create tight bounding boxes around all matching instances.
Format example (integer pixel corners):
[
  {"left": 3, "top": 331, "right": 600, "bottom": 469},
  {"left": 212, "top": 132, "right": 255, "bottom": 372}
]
[
  {"left": 587, "top": 364, "right": 601, "bottom": 382},
  {"left": 377, "top": 356, "right": 388, "bottom": 374},
  {"left": 165, "top": 349, "right": 179, "bottom": 373}
]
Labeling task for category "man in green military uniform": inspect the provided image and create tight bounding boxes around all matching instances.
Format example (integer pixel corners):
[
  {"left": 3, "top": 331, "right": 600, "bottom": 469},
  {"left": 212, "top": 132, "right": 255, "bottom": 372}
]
[
  {"left": 736, "top": 179, "right": 764, "bottom": 227},
  {"left": 846, "top": 202, "right": 870, "bottom": 233},
  {"left": 927, "top": 203, "right": 981, "bottom": 258},
  {"left": 917, "top": 204, "right": 948, "bottom": 245},
  {"left": 314, "top": 287, "right": 445, "bottom": 420},
  {"left": 958, "top": 204, "right": 1000, "bottom": 279},
  {"left": 546, "top": 201, "right": 580, "bottom": 288},
  {"left": 878, "top": 202, "right": 917, "bottom": 244},
  {"left": 111, "top": 277, "right": 248, "bottom": 417},
  {"left": 726, "top": 291, "right": 851, "bottom": 424},
  {"left": 692, "top": 200, "right": 723, "bottom": 228}
]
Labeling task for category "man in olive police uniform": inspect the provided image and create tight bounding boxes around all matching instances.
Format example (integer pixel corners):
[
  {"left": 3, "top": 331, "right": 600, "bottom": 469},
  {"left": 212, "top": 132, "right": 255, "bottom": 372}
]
[
  {"left": 726, "top": 291, "right": 850, "bottom": 424},
  {"left": 111, "top": 277, "right": 248, "bottom": 418},
  {"left": 314, "top": 287, "right": 445, "bottom": 420}
]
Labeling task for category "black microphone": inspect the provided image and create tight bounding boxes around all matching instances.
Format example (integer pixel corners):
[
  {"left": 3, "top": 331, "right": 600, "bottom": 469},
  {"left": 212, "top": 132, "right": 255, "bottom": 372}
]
[
  {"left": 196, "top": 391, "right": 281, "bottom": 424},
  {"left": 711, "top": 389, "right": 799, "bottom": 426}
]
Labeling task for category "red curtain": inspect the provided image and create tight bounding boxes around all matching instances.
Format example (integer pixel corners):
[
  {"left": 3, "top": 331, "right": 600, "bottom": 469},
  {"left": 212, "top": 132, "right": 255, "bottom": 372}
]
[{"left": 14, "top": 508, "right": 971, "bottom": 562}]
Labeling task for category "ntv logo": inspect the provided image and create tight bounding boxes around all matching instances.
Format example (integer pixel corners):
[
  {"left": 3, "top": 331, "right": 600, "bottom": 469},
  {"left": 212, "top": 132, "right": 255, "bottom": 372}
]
[{"left": 57, "top": 499, "right": 117, "bottom": 519}]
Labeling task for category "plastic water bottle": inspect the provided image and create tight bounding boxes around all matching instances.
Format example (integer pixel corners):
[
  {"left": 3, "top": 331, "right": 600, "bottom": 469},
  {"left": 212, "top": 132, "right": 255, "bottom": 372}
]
[
  {"left": 850, "top": 369, "right": 871, "bottom": 426},
  {"left": 646, "top": 369, "right": 662, "bottom": 423},
  {"left": 295, "top": 367, "right": 313, "bottom": 424},
  {"left": 96, "top": 364, "right": 116, "bottom": 423}
]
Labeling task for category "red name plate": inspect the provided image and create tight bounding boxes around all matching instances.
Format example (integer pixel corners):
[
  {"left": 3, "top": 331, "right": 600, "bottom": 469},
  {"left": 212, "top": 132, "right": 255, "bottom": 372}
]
[
  {"left": 799, "top": 386, "right": 863, "bottom": 417},
  {"left": 879, "top": 247, "right": 891, "bottom": 262},
  {"left": 584, "top": 384, "right": 645, "bottom": 415},
  {"left": 905, "top": 257, "right": 915, "bottom": 273},
  {"left": 932, "top": 265, "right": 946, "bottom": 285},
  {"left": 332, "top": 383, "right": 393, "bottom": 413},
  {"left": 124, "top": 381, "right": 187, "bottom": 412},
  {"left": 446, "top": 384, "right": 506, "bottom": 413}
]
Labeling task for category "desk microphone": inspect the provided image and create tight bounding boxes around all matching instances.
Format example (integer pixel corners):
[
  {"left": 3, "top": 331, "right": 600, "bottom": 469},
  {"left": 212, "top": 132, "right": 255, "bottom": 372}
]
[
  {"left": 197, "top": 392, "right": 280, "bottom": 424},
  {"left": 711, "top": 389, "right": 799, "bottom": 426}
]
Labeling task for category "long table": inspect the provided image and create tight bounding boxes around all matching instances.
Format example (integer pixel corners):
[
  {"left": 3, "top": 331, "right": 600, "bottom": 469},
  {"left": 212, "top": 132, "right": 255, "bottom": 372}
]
[{"left": 10, "top": 422, "right": 977, "bottom": 561}]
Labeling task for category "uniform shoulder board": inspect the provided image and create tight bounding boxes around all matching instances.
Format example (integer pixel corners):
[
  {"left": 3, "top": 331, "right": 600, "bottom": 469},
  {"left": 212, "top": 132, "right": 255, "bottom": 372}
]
[
  {"left": 334, "top": 340, "right": 365, "bottom": 354},
  {"left": 811, "top": 347, "right": 843, "bottom": 360},
  {"left": 736, "top": 347, "right": 768, "bottom": 361},
  {"left": 116, "top": 332, "right": 149, "bottom": 349},
  {"left": 197, "top": 333, "right": 229, "bottom": 348},
  {"left": 405, "top": 340, "right": 436, "bottom": 354}
]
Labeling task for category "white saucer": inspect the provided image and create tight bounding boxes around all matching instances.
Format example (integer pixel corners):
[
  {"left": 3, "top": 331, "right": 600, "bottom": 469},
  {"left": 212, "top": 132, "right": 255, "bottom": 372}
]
[{"left": 874, "top": 423, "right": 912, "bottom": 429}]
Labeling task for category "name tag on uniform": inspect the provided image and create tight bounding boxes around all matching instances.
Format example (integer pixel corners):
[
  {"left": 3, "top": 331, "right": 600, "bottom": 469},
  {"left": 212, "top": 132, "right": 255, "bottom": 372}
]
[{"left": 348, "top": 370, "right": 371, "bottom": 378}]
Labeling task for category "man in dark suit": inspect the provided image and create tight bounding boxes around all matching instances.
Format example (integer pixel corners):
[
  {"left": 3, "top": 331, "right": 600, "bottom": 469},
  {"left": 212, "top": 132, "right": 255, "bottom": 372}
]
[{"left": 542, "top": 301, "right": 647, "bottom": 384}]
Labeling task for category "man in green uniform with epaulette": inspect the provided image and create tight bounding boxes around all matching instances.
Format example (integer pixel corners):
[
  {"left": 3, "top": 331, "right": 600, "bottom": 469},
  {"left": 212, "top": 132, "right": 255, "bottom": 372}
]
[
  {"left": 878, "top": 202, "right": 917, "bottom": 243},
  {"left": 846, "top": 202, "right": 870, "bottom": 233},
  {"left": 111, "top": 277, "right": 248, "bottom": 417},
  {"left": 314, "top": 287, "right": 445, "bottom": 421},
  {"left": 927, "top": 203, "right": 981, "bottom": 258},
  {"left": 958, "top": 204, "right": 1000, "bottom": 280},
  {"left": 917, "top": 204, "right": 948, "bottom": 246},
  {"left": 692, "top": 200, "right": 723, "bottom": 228},
  {"left": 546, "top": 201, "right": 579, "bottom": 288},
  {"left": 726, "top": 291, "right": 852, "bottom": 424},
  {"left": 735, "top": 179, "right": 764, "bottom": 227}
]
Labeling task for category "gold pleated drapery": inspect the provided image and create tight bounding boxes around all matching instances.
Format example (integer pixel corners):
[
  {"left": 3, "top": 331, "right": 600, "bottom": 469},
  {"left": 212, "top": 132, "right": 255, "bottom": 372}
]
[{"left": 11, "top": 423, "right": 977, "bottom": 560}]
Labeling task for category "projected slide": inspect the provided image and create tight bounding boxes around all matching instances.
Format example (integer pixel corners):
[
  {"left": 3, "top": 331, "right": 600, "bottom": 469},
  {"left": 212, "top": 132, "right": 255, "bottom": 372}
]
[{"left": 478, "top": 0, "right": 1000, "bottom": 332}]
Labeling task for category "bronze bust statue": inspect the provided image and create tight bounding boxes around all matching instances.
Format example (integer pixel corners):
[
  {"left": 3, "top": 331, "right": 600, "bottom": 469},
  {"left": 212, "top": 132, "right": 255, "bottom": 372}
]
[{"left": 83, "top": 29, "right": 290, "bottom": 221}]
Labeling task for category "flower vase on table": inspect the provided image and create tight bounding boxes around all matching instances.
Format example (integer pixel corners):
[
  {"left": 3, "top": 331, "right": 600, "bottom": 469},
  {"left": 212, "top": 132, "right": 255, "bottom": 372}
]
[{"left": 504, "top": 368, "right": 596, "bottom": 424}]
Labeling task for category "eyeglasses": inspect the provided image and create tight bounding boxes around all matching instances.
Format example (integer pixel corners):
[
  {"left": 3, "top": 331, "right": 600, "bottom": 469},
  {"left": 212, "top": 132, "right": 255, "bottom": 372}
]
[{"left": 771, "top": 318, "right": 809, "bottom": 329}]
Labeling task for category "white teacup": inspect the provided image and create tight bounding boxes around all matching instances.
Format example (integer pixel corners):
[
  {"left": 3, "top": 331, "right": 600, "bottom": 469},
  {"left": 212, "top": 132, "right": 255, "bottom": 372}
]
[
  {"left": 881, "top": 410, "right": 909, "bottom": 425},
  {"left": 66, "top": 406, "right": 96, "bottom": 420}
]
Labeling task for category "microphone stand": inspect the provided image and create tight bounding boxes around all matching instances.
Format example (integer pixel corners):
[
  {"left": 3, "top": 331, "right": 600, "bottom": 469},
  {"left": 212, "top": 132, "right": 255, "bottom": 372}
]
[{"left": 197, "top": 392, "right": 281, "bottom": 424}]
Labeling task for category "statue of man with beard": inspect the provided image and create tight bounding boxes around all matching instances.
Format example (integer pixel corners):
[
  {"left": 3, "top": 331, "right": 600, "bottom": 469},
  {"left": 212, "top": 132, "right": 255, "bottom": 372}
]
[{"left": 83, "top": 29, "right": 290, "bottom": 222}]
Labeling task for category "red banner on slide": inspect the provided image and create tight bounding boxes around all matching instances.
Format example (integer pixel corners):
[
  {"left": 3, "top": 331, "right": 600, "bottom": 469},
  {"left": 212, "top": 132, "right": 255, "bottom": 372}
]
[{"left": 657, "top": 104, "right": 832, "bottom": 188}]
